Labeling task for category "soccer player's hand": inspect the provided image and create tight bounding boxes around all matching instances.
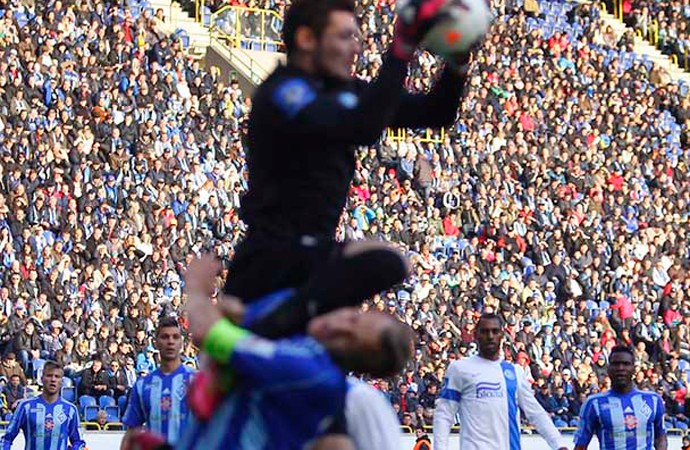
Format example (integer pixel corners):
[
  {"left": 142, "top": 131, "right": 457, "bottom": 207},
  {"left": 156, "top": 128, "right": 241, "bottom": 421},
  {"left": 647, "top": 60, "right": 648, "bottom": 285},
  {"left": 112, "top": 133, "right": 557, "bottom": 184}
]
[
  {"left": 393, "top": 0, "right": 449, "bottom": 59},
  {"left": 184, "top": 254, "right": 224, "bottom": 347}
]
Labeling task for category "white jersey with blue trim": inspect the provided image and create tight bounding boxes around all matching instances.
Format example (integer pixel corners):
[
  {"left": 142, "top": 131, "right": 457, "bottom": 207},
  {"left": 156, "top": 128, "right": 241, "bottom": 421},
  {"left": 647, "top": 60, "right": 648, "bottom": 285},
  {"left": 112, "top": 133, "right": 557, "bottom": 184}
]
[
  {"left": 345, "top": 378, "right": 401, "bottom": 450},
  {"left": 433, "top": 355, "right": 567, "bottom": 450}
]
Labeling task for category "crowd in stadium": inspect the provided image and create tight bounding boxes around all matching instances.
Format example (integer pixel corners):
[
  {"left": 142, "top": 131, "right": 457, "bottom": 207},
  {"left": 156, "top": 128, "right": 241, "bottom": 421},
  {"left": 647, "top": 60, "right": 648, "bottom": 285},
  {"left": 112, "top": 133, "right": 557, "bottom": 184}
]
[
  {"left": 0, "top": 0, "right": 690, "bottom": 435},
  {"left": 623, "top": 0, "right": 690, "bottom": 66}
]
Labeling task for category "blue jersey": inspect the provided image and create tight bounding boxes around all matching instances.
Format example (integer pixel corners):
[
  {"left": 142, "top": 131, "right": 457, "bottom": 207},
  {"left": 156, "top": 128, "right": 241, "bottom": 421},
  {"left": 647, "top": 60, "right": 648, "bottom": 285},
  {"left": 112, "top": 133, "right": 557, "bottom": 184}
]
[
  {"left": 574, "top": 389, "right": 666, "bottom": 450},
  {"left": 1, "top": 396, "right": 85, "bottom": 450},
  {"left": 123, "top": 364, "right": 195, "bottom": 445},
  {"left": 177, "top": 335, "right": 347, "bottom": 450}
]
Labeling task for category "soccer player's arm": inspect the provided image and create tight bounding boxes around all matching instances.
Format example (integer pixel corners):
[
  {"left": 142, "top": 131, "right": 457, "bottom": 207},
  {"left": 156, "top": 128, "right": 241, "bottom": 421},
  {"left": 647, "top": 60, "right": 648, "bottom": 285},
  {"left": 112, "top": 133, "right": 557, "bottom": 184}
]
[
  {"left": 345, "top": 380, "right": 401, "bottom": 450},
  {"left": 269, "top": 55, "right": 409, "bottom": 146},
  {"left": 653, "top": 394, "right": 668, "bottom": 450},
  {"left": 516, "top": 368, "right": 569, "bottom": 450},
  {"left": 205, "top": 320, "right": 343, "bottom": 393},
  {"left": 68, "top": 404, "right": 87, "bottom": 450},
  {"left": 121, "top": 379, "right": 147, "bottom": 447},
  {"left": 1, "top": 399, "right": 26, "bottom": 450},
  {"left": 573, "top": 397, "right": 597, "bottom": 450},
  {"left": 433, "top": 361, "right": 462, "bottom": 450},
  {"left": 391, "top": 68, "right": 468, "bottom": 129}
]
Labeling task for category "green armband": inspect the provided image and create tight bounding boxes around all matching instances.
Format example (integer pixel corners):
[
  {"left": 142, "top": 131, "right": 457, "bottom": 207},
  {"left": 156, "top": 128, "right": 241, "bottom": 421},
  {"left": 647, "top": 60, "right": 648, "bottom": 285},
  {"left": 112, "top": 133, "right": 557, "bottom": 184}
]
[{"left": 202, "top": 319, "right": 249, "bottom": 362}]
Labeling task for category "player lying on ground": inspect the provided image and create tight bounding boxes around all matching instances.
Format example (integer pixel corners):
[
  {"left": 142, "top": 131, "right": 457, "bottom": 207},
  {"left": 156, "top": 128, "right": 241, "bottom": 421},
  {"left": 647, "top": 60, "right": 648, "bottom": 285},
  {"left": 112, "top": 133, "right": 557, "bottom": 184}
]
[{"left": 124, "top": 255, "right": 414, "bottom": 450}]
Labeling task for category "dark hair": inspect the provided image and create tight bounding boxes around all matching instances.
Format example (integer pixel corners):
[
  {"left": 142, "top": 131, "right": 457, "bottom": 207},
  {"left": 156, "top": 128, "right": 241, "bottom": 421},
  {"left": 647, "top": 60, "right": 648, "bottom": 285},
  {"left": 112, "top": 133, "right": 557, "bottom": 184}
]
[
  {"left": 610, "top": 345, "right": 635, "bottom": 360},
  {"left": 283, "top": 0, "right": 355, "bottom": 56},
  {"left": 43, "top": 360, "right": 63, "bottom": 373},
  {"left": 156, "top": 316, "right": 180, "bottom": 336},
  {"left": 477, "top": 312, "right": 504, "bottom": 328}
]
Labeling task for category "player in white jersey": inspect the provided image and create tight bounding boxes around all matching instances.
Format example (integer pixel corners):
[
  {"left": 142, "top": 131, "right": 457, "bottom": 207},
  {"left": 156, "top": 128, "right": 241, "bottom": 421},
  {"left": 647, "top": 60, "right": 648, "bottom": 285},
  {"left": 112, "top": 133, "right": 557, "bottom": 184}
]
[
  {"left": 344, "top": 377, "right": 401, "bottom": 450},
  {"left": 434, "top": 312, "right": 569, "bottom": 450}
]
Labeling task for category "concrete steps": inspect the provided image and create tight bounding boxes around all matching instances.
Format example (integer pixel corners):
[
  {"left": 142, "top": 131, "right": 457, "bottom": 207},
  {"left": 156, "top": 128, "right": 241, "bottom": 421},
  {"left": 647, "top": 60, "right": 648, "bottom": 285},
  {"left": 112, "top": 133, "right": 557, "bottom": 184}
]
[
  {"left": 148, "top": 0, "right": 211, "bottom": 56},
  {"left": 598, "top": 8, "right": 690, "bottom": 84}
]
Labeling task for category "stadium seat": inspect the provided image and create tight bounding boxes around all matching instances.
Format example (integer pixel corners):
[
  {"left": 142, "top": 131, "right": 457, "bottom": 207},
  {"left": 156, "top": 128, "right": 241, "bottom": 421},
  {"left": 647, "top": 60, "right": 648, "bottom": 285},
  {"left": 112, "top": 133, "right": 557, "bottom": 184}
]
[
  {"left": 84, "top": 405, "right": 100, "bottom": 422},
  {"left": 32, "top": 359, "right": 45, "bottom": 380},
  {"left": 79, "top": 395, "right": 97, "bottom": 414},
  {"left": 99, "top": 395, "right": 116, "bottom": 409},
  {"left": 62, "top": 387, "right": 76, "bottom": 403},
  {"left": 62, "top": 376, "right": 73, "bottom": 388},
  {"left": 118, "top": 395, "right": 128, "bottom": 415},
  {"left": 105, "top": 405, "right": 120, "bottom": 423}
]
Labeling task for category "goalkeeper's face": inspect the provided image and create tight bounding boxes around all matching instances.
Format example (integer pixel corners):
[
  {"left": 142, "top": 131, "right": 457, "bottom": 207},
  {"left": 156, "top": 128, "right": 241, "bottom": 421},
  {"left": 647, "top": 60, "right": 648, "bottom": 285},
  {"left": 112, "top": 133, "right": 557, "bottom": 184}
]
[{"left": 314, "top": 11, "right": 361, "bottom": 81}]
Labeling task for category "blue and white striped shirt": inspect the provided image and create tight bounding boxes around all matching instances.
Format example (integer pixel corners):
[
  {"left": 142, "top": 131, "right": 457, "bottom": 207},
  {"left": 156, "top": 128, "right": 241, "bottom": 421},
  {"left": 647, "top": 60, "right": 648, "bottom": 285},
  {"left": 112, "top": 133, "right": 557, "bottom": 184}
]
[
  {"left": 123, "top": 364, "right": 195, "bottom": 445},
  {"left": 574, "top": 389, "right": 666, "bottom": 450},
  {"left": 1, "top": 396, "right": 85, "bottom": 450}
]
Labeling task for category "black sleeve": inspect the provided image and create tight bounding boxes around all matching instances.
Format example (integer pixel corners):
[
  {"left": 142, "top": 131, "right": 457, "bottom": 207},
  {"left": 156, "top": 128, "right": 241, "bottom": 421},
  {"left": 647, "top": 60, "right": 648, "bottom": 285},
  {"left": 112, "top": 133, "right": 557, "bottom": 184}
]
[
  {"left": 271, "top": 52, "right": 409, "bottom": 145},
  {"left": 390, "top": 67, "right": 467, "bottom": 129}
]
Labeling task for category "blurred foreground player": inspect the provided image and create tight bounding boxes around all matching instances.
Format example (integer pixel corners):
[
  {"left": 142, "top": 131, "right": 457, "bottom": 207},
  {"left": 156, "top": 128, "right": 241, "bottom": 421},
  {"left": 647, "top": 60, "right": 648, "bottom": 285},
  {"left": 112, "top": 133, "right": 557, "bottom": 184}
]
[
  {"left": 574, "top": 346, "right": 667, "bottom": 450},
  {"left": 1, "top": 361, "right": 85, "bottom": 450},
  {"left": 433, "top": 313, "right": 568, "bottom": 450},
  {"left": 124, "top": 255, "right": 414, "bottom": 450}
]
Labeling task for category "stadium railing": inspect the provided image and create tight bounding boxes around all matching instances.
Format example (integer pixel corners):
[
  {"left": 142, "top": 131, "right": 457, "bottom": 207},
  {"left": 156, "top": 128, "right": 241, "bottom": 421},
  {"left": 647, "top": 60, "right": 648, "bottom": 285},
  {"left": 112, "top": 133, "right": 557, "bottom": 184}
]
[
  {"left": 385, "top": 127, "right": 447, "bottom": 144},
  {"left": 399, "top": 425, "right": 689, "bottom": 436},
  {"left": 206, "top": 5, "right": 284, "bottom": 52}
]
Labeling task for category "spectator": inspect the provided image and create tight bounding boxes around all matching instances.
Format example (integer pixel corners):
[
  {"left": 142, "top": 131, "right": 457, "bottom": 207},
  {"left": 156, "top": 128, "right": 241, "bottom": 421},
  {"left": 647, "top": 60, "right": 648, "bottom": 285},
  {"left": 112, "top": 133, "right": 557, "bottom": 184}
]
[
  {"left": 108, "top": 359, "right": 128, "bottom": 400},
  {"left": 2, "top": 374, "right": 25, "bottom": 412},
  {"left": 79, "top": 356, "right": 110, "bottom": 398},
  {"left": 0, "top": 353, "right": 25, "bottom": 385}
]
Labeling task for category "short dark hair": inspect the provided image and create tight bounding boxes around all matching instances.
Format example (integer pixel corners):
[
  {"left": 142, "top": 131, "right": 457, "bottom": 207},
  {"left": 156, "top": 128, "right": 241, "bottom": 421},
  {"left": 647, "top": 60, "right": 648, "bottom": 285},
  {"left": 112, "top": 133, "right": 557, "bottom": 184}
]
[
  {"left": 477, "top": 312, "right": 504, "bottom": 328},
  {"left": 43, "top": 360, "right": 63, "bottom": 373},
  {"left": 610, "top": 345, "right": 635, "bottom": 360},
  {"left": 156, "top": 316, "right": 180, "bottom": 336},
  {"left": 283, "top": 0, "right": 355, "bottom": 56}
]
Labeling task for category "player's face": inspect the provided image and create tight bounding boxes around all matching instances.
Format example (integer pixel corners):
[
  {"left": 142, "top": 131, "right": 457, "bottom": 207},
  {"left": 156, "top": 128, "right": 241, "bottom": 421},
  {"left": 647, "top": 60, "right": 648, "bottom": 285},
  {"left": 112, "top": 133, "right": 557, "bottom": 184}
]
[
  {"left": 608, "top": 351, "right": 635, "bottom": 391},
  {"left": 156, "top": 326, "right": 182, "bottom": 362},
  {"left": 42, "top": 368, "right": 63, "bottom": 396},
  {"left": 308, "top": 308, "right": 386, "bottom": 354},
  {"left": 315, "top": 11, "right": 361, "bottom": 81},
  {"left": 476, "top": 318, "right": 503, "bottom": 360}
]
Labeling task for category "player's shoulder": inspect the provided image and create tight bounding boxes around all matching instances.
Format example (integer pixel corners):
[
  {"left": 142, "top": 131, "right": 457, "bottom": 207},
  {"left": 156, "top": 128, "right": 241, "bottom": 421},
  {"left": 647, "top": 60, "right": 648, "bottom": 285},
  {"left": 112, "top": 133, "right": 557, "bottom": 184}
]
[
  {"left": 59, "top": 399, "right": 80, "bottom": 415},
  {"left": 448, "top": 355, "right": 482, "bottom": 373},
  {"left": 634, "top": 388, "right": 664, "bottom": 403},
  {"left": 346, "top": 378, "right": 385, "bottom": 403},
  {"left": 582, "top": 391, "right": 610, "bottom": 408},
  {"left": 262, "top": 66, "right": 318, "bottom": 117}
]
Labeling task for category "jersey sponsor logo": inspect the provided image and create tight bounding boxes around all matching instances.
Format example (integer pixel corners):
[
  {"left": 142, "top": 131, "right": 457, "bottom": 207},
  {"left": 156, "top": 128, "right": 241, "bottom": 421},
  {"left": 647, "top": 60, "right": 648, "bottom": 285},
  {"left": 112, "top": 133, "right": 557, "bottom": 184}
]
[
  {"left": 476, "top": 382, "right": 503, "bottom": 399},
  {"left": 272, "top": 78, "right": 316, "bottom": 118},
  {"left": 45, "top": 418, "right": 55, "bottom": 431},
  {"left": 337, "top": 92, "right": 358, "bottom": 109},
  {"left": 161, "top": 396, "right": 172, "bottom": 411}
]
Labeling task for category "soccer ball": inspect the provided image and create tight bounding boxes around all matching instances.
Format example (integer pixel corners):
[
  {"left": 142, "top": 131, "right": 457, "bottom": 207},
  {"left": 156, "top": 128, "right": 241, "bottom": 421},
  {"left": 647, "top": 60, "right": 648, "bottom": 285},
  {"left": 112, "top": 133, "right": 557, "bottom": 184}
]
[{"left": 421, "top": 0, "right": 493, "bottom": 57}]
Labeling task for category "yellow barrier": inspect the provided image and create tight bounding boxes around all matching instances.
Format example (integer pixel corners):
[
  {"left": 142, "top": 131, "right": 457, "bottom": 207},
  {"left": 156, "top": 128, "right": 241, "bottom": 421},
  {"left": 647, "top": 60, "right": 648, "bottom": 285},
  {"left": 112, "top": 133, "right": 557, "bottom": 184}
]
[
  {"left": 650, "top": 20, "right": 659, "bottom": 46},
  {"left": 206, "top": 5, "right": 284, "bottom": 52},
  {"left": 385, "top": 127, "right": 447, "bottom": 144},
  {"left": 104, "top": 422, "right": 125, "bottom": 430},
  {"left": 399, "top": 425, "right": 688, "bottom": 436}
]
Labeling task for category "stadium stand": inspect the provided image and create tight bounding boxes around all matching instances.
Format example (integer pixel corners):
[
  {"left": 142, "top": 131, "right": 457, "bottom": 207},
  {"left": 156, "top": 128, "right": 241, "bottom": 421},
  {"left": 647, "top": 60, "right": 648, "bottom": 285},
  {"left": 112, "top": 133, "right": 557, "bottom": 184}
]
[{"left": 0, "top": 0, "right": 688, "bottom": 435}]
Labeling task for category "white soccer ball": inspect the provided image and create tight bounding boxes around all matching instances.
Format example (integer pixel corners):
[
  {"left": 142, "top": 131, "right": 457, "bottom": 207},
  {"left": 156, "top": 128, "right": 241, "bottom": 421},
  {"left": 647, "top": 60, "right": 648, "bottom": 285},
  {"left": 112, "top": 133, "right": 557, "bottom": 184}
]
[{"left": 421, "top": 0, "right": 494, "bottom": 57}]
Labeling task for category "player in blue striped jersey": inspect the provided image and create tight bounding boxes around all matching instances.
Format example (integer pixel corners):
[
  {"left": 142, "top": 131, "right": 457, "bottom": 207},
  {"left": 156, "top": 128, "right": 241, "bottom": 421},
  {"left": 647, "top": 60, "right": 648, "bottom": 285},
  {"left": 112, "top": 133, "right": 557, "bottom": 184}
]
[
  {"left": 123, "top": 317, "right": 195, "bottom": 446},
  {"left": 1, "top": 361, "right": 85, "bottom": 450},
  {"left": 574, "top": 346, "right": 668, "bottom": 450}
]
